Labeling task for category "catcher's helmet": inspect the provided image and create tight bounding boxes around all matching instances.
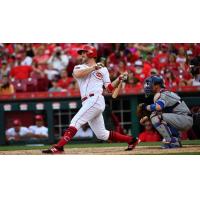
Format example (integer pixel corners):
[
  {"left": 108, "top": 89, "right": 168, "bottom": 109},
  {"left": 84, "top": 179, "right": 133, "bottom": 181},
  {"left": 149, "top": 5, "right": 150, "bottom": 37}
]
[
  {"left": 77, "top": 45, "right": 97, "bottom": 58},
  {"left": 144, "top": 75, "right": 165, "bottom": 97}
]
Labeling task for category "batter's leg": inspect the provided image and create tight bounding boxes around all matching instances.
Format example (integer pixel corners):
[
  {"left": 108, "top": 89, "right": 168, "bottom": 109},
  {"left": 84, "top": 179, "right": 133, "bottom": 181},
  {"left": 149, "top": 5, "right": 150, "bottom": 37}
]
[
  {"left": 89, "top": 113, "right": 138, "bottom": 150},
  {"left": 42, "top": 97, "right": 103, "bottom": 153},
  {"left": 56, "top": 101, "right": 103, "bottom": 147}
]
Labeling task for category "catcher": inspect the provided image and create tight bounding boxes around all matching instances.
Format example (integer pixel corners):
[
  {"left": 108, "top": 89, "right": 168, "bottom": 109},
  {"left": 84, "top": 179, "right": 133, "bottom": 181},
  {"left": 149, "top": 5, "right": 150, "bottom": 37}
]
[{"left": 137, "top": 75, "right": 193, "bottom": 149}]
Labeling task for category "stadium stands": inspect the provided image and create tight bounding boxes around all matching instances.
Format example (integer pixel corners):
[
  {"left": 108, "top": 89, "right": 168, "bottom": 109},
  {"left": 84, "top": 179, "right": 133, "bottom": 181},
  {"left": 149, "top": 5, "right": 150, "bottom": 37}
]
[{"left": 0, "top": 43, "right": 200, "bottom": 96}]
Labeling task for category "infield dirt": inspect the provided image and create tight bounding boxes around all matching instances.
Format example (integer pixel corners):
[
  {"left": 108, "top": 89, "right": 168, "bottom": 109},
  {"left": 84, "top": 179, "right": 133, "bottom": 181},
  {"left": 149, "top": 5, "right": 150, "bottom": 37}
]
[{"left": 0, "top": 145, "right": 200, "bottom": 155}]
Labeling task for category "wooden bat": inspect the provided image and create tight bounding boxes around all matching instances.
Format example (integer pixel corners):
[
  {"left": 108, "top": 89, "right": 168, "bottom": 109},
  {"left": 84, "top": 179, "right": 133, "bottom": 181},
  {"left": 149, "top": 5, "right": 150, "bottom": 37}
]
[{"left": 112, "top": 81, "right": 123, "bottom": 99}]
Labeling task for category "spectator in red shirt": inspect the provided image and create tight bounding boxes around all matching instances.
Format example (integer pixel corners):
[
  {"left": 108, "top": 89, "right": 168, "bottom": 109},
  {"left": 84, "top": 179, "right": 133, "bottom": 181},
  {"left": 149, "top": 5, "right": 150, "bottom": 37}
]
[
  {"left": 68, "top": 79, "right": 80, "bottom": 93},
  {"left": 163, "top": 69, "right": 179, "bottom": 89},
  {"left": 10, "top": 65, "right": 32, "bottom": 80},
  {"left": 143, "top": 52, "right": 154, "bottom": 73},
  {"left": 139, "top": 120, "right": 161, "bottom": 142},
  {"left": 33, "top": 45, "right": 50, "bottom": 70},
  {"left": 152, "top": 43, "right": 169, "bottom": 70},
  {"left": 31, "top": 62, "right": 46, "bottom": 79},
  {"left": 57, "top": 70, "right": 73, "bottom": 90},
  {"left": 131, "top": 60, "right": 148, "bottom": 83},
  {"left": 125, "top": 70, "right": 143, "bottom": 91},
  {"left": 108, "top": 50, "right": 126, "bottom": 65},
  {"left": 177, "top": 62, "right": 192, "bottom": 81},
  {"left": 176, "top": 47, "right": 187, "bottom": 66},
  {"left": 125, "top": 49, "right": 137, "bottom": 65},
  {"left": 166, "top": 53, "right": 179, "bottom": 71},
  {"left": 4, "top": 44, "right": 14, "bottom": 55}
]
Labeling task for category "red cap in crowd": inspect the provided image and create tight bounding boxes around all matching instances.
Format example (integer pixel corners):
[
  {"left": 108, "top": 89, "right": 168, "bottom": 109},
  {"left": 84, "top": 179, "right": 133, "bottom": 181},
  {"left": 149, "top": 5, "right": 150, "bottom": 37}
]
[
  {"left": 35, "top": 115, "right": 43, "bottom": 121},
  {"left": 13, "top": 119, "right": 21, "bottom": 126}
]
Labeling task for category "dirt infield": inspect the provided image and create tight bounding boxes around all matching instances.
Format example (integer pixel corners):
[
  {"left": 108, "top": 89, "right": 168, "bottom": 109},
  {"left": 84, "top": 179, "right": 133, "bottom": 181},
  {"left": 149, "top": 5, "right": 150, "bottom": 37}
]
[{"left": 0, "top": 145, "right": 200, "bottom": 155}]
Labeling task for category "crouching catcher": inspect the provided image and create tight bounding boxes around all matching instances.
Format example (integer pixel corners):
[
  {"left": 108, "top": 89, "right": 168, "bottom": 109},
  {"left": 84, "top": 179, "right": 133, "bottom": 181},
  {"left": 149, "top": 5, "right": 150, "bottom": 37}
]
[{"left": 139, "top": 75, "right": 193, "bottom": 149}]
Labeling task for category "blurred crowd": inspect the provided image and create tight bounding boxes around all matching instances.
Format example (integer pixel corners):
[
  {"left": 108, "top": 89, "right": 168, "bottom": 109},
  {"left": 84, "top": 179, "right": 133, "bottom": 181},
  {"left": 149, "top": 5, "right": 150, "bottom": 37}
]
[
  {"left": 0, "top": 43, "right": 200, "bottom": 96},
  {"left": 6, "top": 115, "right": 48, "bottom": 144}
]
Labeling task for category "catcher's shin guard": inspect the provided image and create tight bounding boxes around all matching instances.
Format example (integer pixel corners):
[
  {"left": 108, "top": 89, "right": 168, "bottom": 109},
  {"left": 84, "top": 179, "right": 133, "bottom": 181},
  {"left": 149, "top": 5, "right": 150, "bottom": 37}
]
[{"left": 150, "top": 113, "right": 172, "bottom": 141}]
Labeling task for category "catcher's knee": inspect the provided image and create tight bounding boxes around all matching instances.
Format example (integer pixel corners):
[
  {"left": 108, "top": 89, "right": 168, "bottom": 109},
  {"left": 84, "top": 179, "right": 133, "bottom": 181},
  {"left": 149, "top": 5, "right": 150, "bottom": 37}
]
[{"left": 150, "top": 113, "right": 163, "bottom": 128}]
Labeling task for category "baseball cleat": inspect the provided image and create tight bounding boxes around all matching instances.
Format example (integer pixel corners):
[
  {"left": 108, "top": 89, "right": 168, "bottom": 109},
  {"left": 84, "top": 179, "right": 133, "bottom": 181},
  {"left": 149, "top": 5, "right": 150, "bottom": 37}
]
[
  {"left": 161, "top": 137, "right": 182, "bottom": 149},
  {"left": 125, "top": 138, "right": 140, "bottom": 151},
  {"left": 161, "top": 143, "right": 180, "bottom": 149},
  {"left": 42, "top": 146, "right": 64, "bottom": 154}
]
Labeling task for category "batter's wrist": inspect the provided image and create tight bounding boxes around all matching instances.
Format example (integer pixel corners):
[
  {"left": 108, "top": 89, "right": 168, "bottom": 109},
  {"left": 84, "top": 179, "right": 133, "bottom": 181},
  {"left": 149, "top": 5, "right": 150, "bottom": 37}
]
[
  {"left": 91, "top": 65, "right": 96, "bottom": 71},
  {"left": 118, "top": 76, "right": 123, "bottom": 82}
]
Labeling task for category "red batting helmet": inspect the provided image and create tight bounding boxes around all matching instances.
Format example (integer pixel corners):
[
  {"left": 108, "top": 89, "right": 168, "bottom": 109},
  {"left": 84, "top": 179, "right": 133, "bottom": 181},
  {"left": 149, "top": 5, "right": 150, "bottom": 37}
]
[{"left": 77, "top": 45, "right": 97, "bottom": 58}]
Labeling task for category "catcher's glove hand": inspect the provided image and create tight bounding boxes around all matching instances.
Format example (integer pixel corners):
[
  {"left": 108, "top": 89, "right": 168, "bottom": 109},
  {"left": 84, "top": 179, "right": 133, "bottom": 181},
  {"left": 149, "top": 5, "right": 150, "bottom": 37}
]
[{"left": 136, "top": 103, "right": 150, "bottom": 120}]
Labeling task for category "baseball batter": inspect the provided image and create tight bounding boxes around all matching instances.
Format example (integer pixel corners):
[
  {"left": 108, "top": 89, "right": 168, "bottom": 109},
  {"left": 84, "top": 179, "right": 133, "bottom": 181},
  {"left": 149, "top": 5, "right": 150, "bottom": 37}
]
[
  {"left": 141, "top": 75, "right": 193, "bottom": 148},
  {"left": 43, "top": 45, "right": 138, "bottom": 154}
]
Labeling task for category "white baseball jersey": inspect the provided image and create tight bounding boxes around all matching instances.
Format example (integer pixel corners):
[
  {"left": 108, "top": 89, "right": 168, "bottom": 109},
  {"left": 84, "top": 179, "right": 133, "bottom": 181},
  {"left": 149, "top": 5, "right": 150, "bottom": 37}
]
[
  {"left": 70, "top": 64, "right": 111, "bottom": 141},
  {"left": 73, "top": 64, "right": 111, "bottom": 98},
  {"left": 29, "top": 126, "right": 48, "bottom": 136},
  {"left": 6, "top": 127, "right": 29, "bottom": 137}
]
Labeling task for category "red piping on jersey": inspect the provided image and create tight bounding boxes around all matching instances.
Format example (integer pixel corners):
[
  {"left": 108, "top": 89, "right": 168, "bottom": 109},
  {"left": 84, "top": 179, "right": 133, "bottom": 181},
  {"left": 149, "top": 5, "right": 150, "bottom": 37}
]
[{"left": 85, "top": 74, "right": 92, "bottom": 97}]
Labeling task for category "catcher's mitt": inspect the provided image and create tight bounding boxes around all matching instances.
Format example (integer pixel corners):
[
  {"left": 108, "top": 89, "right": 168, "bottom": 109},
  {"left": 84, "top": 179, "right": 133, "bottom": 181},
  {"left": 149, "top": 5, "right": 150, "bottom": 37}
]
[{"left": 136, "top": 103, "right": 151, "bottom": 120}]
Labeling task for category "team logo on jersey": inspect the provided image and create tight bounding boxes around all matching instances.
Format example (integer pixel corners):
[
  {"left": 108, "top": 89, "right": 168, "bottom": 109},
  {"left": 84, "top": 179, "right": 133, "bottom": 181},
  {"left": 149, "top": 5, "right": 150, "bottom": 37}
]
[{"left": 93, "top": 71, "right": 103, "bottom": 80}]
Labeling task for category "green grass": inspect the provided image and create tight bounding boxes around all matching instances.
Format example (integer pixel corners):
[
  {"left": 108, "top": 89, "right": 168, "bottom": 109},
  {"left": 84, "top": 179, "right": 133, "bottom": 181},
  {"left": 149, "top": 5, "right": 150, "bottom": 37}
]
[{"left": 0, "top": 140, "right": 200, "bottom": 152}]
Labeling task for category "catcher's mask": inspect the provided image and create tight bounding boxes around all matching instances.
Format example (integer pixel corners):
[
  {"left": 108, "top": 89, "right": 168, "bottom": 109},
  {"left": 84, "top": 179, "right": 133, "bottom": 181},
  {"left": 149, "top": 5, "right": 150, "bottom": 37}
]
[{"left": 144, "top": 76, "right": 165, "bottom": 97}]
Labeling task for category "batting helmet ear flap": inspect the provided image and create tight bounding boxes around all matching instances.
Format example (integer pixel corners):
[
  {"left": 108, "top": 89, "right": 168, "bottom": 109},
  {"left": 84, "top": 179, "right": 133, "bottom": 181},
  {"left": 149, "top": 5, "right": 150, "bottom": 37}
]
[{"left": 77, "top": 45, "right": 97, "bottom": 58}]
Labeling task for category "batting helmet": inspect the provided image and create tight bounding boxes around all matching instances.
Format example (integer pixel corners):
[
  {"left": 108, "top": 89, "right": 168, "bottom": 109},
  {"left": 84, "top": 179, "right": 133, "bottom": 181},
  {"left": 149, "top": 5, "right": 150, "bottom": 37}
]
[
  {"left": 144, "top": 75, "right": 165, "bottom": 97},
  {"left": 77, "top": 45, "right": 97, "bottom": 58}
]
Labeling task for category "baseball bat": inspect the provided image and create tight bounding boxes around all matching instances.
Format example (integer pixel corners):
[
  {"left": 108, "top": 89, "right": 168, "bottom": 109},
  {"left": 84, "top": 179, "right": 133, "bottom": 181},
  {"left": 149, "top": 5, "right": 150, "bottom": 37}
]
[{"left": 112, "top": 81, "right": 123, "bottom": 99}]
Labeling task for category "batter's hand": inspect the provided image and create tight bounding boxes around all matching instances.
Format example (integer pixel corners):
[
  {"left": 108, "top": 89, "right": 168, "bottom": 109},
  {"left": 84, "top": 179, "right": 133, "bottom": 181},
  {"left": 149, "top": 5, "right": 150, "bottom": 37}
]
[
  {"left": 95, "top": 62, "right": 104, "bottom": 70},
  {"left": 119, "top": 72, "right": 128, "bottom": 82}
]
